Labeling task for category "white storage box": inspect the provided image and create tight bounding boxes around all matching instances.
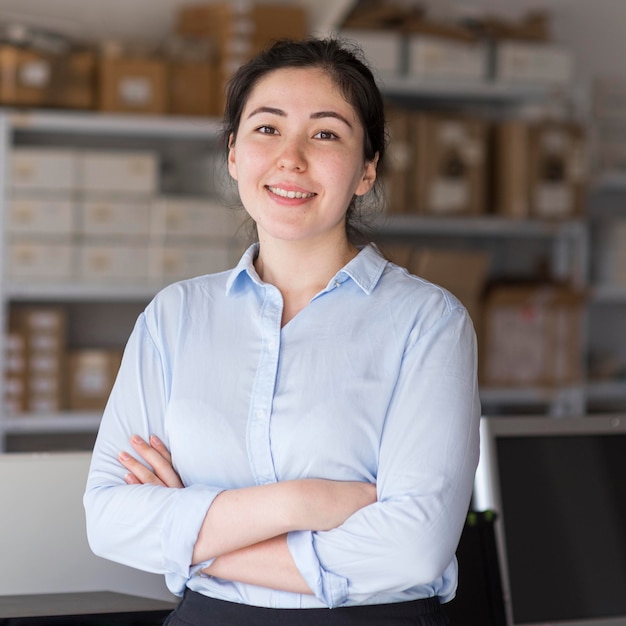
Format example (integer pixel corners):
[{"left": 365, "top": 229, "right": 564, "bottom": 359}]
[
  {"left": 79, "top": 150, "right": 159, "bottom": 195},
  {"left": 493, "top": 42, "right": 574, "bottom": 85},
  {"left": 80, "top": 198, "right": 152, "bottom": 236},
  {"left": 150, "top": 243, "right": 233, "bottom": 282},
  {"left": 151, "top": 196, "right": 242, "bottom": 239},
  {"left": 11, "top": 148, "right": 78, "bottom": 191},
  {"left": 78, "top": 243, "right": 149, "bottom": 281},
  {"left": 407, "top": 35, "right": 488, "bottom": 81},
  {"left": 7, "top": 239, "right": 74, "bottom": 280},
  {"left": 8, "top": 196, "right": 75, "bottom": 235},
  {"left": 340, "top": 29, "right": 405, "bottom": 75}
]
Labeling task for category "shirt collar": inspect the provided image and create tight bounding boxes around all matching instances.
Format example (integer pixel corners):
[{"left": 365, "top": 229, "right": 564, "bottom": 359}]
[{"left": 225, "top": 242, "right": 388, "bottom": 296}]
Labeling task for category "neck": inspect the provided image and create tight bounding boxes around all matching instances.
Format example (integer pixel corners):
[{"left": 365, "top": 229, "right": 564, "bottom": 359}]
[{"left": 254, "top": 236, "right": 359, "bottom": 324}]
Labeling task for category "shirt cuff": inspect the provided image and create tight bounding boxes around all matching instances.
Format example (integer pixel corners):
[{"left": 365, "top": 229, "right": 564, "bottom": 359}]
[
  {"left": 161, "top": 483, "right": 223, "bottom": 579},
  {"left": 287, "top": 530, "right": 348, "bottom": 608}
]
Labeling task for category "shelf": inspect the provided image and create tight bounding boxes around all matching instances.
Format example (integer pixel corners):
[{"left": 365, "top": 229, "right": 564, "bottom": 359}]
[
  {"left": 373, "top": 214, "right": 585, "bottom": 239},
  {"left": 4, "top": 108, "right": 222, "bottom": 140},
  {"left": 3, "top": 412, "right": 101, "bottom": 434},
  {"left": 6, "top": 282, "right": 162, "bottom": 302},
  {"left": 377, "top": 74, "right": 566, "bottom": 104}
]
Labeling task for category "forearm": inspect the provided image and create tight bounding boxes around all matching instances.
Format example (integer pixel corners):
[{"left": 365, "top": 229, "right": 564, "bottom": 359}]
[
  {"left": 204, "top": 534, "right": 313, "bottom": 594},
  {"left": 192, "top": 478, "right": 376, "bottom": 564}
]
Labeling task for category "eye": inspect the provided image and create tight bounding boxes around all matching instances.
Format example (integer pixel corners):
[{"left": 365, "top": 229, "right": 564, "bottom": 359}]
[
  {"left": 314, "top": 130, "right": 339, "bottom": 141},
  {"left": 256, "top": 125, "right": 278, "bottom": 135}
]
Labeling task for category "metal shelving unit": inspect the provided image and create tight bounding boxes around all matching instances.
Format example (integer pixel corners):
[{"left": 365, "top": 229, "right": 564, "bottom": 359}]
[{"left": 0, "top": 78, "right": 592, "bottom": 449}]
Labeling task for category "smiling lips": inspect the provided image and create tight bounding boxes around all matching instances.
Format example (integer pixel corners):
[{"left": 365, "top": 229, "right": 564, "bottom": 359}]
[{"left": 267, "top": 185, "right": 316, "bottom": 200}]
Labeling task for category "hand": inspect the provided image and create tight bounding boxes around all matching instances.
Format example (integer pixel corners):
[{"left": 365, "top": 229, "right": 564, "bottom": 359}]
[{"left": 118, "top": 434, "right": 184, "bottom": 488}]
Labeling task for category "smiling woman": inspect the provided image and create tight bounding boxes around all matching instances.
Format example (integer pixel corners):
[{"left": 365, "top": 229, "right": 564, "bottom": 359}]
[{"left": 84, "top": 37, "right": 480, "bottom": 626}]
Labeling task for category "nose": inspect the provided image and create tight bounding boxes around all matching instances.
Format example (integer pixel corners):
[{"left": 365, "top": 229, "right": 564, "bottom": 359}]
[{"left": 277, "top": 138, "right": 307, "bottom": 172}]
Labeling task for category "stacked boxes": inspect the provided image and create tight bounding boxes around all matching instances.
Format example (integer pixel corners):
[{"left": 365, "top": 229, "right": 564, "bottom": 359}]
[
  {"left": 67, "top": 349, "right": 123, "bottom": 411},
  {"left": 176, "top": 2, "right": 308, "bottom": 113},
  {"left": 6, "top": 147, "right": 242, "bottom": 285},
  {"left": 9, "top": 307, "right": 67, "bottom": 413},
  {"left": 493, "top": 119, "right": 587, "bottom": 219},
  {"left": 383, "top": 107, "right": 587, "bottom": 218}
]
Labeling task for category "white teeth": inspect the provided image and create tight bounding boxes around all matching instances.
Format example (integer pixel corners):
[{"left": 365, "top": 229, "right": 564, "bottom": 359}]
[{"left": 268, "top": 186, "right": 315, "bottom": 199}]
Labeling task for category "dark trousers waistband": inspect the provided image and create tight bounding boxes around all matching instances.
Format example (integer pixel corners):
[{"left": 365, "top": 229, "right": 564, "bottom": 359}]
[{"left": 164, "top": 589, "right": 450, "bottom": 626}]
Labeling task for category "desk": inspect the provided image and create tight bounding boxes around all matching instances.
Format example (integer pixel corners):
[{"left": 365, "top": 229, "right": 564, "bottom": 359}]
[{"left": 0, "top": 591, "right": 177, "bottom": 625}]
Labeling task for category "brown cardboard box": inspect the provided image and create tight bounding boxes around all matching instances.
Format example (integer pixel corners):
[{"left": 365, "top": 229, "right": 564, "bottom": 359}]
[
  {"left": 0, "top": 45, "right": 52, "bottom": 107},
  {"left": 48, "top": 49, "right": 97, "bottom": 109},
  {"left": 177, "top": 3, "right": 308, "bottom": 54},
  {"left": 168, "top": 60, "right": 218, "bottom": 117},
  {"left": 98, "top": 55, "right": 168, "bottom": 114},
  {"left": 383, "top": 107, "right": 414, "bottom": 214},
  {"left": 479, "top": 284, "right": 586, "bottom": 386},
  {"left": 67, "top": 349, "right": 122, "bottom": 411},
  {"left": 494, "top": 119, "right": 587, "bottom": 219},
  {"left": 413, "top": 113, "right": 488, "bottom": 216},
  {"left": 3, "top": 332, "right": 27, "bottom": 413},
  {"left": 177, "top": 2, "right": 308, "bottom": 114},
  {"left": 9, "top": 306, "right": 67, "bottom": 412},
  {"left": 381, "top": 245, "right": 491, "bottom": 334}
]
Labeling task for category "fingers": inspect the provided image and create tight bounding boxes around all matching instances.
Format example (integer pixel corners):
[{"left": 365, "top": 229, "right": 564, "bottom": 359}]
[
  {"left": 118, "top": 450, "right": 166, "bottom": 487},
  {"left": 127, "top": 434, "right": 184, "bottom": 488}
]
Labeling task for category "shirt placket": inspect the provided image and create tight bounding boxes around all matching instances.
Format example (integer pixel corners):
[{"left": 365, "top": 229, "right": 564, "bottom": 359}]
[{"left": 246, "top": 284, "right": 283, "bottom": 485}]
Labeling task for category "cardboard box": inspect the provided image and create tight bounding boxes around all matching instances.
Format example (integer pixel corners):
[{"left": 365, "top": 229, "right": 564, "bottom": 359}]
[
  {"left": 151, "top": 196, "right": 241, "bottom": 239},
  {"left": 413, "top": 113, "right": 488, "bottom": 215},
  {"left": 407, "top": 34, "right": 488, "bottom": 82},
  {"left": 79, "top": 150, "right": 159, "bottom": 195},
  {"left": 11, "top": 148, "right": 78, "bottom": 191},
  {"left": 78, "top": 243, "right": 149, "bottom": 282},
  {"left": 493, "top": 120, "right": 587, "bottom": 219},
  {"left": 3, "top": 332, "right": 27, "bottom": 414},
  {"left": 0, "top": 45, "right": 52, "bottom": 107},
  {"left": 150, "top": 242, "right": 233, "bottom": 282},
  {"left": 382, "top": 107, "right": 414, "bottom": 214},
  {"left": 493, "top": 41, "right": 574, "bottom": 85},
  {"left": 168, "top": 60, "right": 218, "bottom": 117},
  {"left": 9, "top": 307, "right": 67, "bottom": 412},
  {"left": 383, "top": 245, "right": 491, "bottom": 334},
  {"left": 479, "top": 284, "right": 586, "bottom": 386},
  {"left": 7, "top": 239, "right": 75, "bottom": 281},
  {"left": 8, "top": 196, "right": 76, "bottom": 236},
  {"left": 177, "top": 3, "right": 308, "bottom": 54},
  {"left": 98, "top": 55, "right": 168, "bottom": 114},
  {"left": 79, "top": 198, "right": 151, "bottom": 237},
  {"left": 48, "top": 49, "right": 97, "bottom": 110},
  {"left": 67, "top": 349, "right": 122, "bottom": 411}
]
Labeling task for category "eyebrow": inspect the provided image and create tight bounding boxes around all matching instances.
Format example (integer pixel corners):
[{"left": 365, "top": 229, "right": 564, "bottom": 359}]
[{"left": 246, "top": 106, "right": 353, "bottom": 129}]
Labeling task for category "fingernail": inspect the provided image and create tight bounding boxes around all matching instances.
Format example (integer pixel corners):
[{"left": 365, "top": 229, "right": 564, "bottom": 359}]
[
  {"left": 131, "top": 434, "right": 142, "bottom": 444},
  {"left": 119, "top": 451, "right": 130, "bottom": 461},
  {"left": 150, "top": 434, "right": 161, "bottom": 446}
]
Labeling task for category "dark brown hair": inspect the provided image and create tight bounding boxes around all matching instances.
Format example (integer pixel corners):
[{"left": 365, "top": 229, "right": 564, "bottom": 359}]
[{"left": 222, "top": 37, "right": 388, "bottom": 243}]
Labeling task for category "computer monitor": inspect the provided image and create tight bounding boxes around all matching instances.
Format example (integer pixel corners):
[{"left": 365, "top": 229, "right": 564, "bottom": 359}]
[{"left": 473, "top": 415, "right": 626, "bottom": 626}]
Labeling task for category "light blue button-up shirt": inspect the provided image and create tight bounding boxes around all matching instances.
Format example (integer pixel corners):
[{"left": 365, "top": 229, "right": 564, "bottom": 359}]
[{"left": 84, "top": 243, "right": 480, "bottom": 609}]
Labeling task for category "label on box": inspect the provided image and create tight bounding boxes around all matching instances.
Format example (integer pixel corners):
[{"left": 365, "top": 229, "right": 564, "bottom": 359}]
[
  {"left": 119, "top": 77, "right": 152, "bottom": 105},
  {"left": 430, "top": 180, "right": 468, "bottom": 213},
  {"left": 534, "top": 184, "right": 572, "bottom": 217},
  {"left": 19, "top": 60, "right": 50, "bottom": 87}
]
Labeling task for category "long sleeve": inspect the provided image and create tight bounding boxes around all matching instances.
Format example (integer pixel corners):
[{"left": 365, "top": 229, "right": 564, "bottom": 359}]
[
  {"left": 83, "top": 312, "right": 223, "bottom": 595},
  {"left": 287, "top": 305, "right": 480, "bottom": 607}
]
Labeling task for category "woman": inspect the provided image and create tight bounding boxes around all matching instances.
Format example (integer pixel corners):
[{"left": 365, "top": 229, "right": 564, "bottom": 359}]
[{"left": 84, "top": 37, "right": 480, "bottom": 625}]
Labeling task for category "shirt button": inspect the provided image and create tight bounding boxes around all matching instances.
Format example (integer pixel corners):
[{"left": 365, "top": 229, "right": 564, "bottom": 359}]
[{"left": 268, "top": 341, "right": 275, "bottom": 350}]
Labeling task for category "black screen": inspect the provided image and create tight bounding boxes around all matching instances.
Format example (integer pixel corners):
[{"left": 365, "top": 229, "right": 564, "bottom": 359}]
[{"left": 497, "top": 434, "right": 626, "bottom": 624}]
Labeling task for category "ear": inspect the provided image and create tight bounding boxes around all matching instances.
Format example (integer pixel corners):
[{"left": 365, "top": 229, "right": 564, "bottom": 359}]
[
  {"left": 227, "top": 133, "right": 238, "bottom": 181},
  {"left": 355, "top": 152, "right": 379, "bottom": 196}
]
